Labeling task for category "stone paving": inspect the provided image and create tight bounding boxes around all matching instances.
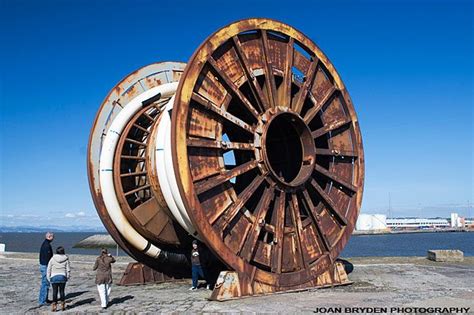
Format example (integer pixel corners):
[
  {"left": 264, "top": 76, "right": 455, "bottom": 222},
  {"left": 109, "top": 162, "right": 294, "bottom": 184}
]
[{"left": 1, "top": 253, "right": 473, "bottom": 314}]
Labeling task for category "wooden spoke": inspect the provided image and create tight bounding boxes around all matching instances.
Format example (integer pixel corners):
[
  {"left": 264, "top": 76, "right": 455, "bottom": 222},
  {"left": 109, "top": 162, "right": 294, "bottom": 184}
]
[
  {"left": 316, "top": 148, "right": 358, "bottom": 159},
  {"left": 282, "top": 37, "right": 294, "bottom": 108},
  {"left": 120, "top": 171, "right": 147, "bottom": 178},
  {"left": 187, "top": 138, "right": 254, "bottom": 151},
  {"left": 240, "top": 187, "right": 274, "bottom": 261},
  {"left": 289, "top": 194, "right": 307, "bottom": 268},
  {"left": 194, "top": 160, "right": 259, "bottom": 195},
  {"left": 301, "top": 189, "right": 331, "bottom": 252},
  {"left": 211, "top": 175, "right": 265, "bottom": 226},
  {"left": 311, "top": 118, "right": 351, "bottom": 139},
  {"left": 261, "top": 30, "right": 278, "bottom": 108},
  {"left": 304, "top": 86, "right": 337, "bottom": 124},
  {"left": 310, "top": 179, "right": 347, "bottom": 226},
  {"left": 191, "top": 92, "right": 255, "bottom": 134},
  {"left": 314, "top": 164, "right": 357, "bottom": 194},
  {"left": 207, "top": 57, "right": 260, "bottom": 119},
  {"left": 232, "top": 36, "right": 268, "bottom": 111},
  {"left": 292, "top": 58, "right": 319, "bottom": 114},
  {"left": 271, "top": 191, "right": 285, "bottom": 273},
  {"left": 124, "top": 184, "right": 151, "bottom": 197}
]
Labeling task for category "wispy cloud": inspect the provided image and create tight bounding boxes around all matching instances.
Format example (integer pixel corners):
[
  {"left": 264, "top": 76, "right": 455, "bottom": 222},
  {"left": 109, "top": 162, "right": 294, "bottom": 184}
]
[
  {"left": 64, "top": 211, "right": 88, "bottom": 218},
  {"left": 1, "top": 211, "right": 103, "bottom": 229}
]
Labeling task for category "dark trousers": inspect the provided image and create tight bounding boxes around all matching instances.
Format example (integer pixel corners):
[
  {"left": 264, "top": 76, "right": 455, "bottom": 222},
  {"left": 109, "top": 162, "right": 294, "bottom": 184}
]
[
  {"left": 192, "top": 265, "right": 204, "bottom": 288},
  {"left": 51, "top": 283, "right": 66, "bottom": 302}
]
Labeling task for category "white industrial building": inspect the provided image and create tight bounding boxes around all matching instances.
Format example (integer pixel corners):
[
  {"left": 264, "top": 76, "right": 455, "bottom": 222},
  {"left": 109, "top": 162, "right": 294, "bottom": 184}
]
[
  {"left": 386, "top": 218, "right": 449, "bottom": 229},
  {"left": 354, "top": 213, "right": 463, "bottom": 231},
  {"left": 355, "top": 214, "right": 388, "bottom": 231}
]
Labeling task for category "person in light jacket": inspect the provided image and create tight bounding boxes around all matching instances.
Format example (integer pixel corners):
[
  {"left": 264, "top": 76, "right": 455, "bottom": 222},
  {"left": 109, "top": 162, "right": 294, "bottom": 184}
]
[
  {"left": 93, "top": 248, "right": 116, "bottom": 309},
  {"left": 47, "top": 246, "right": 70, "bottom": 312}
]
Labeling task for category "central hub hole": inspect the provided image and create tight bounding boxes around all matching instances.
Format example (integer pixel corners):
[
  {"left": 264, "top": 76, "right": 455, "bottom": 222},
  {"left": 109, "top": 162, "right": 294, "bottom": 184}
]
[{"left": 265, "top": 113, "right": 305, "bottom": 183}]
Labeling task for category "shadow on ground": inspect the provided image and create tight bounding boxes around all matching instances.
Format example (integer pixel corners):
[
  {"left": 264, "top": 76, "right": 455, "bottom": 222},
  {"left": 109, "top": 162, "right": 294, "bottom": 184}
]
[
  {"left": 65, "top": 290, "right": 88, "bottom": 299},
  {"left": 67, "top": 297, "right": 95, "bottom": 309},
  {"left": 108, "top": 295, "right": 134, "bottom": 306}
]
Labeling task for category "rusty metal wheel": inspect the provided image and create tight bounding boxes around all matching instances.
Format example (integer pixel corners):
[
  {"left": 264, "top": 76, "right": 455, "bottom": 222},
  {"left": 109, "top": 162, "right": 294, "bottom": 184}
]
[
  {"left": 88, "top": 62, "right": 188, "bottom": 263},
  {"left": 172, "top": 19, "right": 364, "bottom": 289}
]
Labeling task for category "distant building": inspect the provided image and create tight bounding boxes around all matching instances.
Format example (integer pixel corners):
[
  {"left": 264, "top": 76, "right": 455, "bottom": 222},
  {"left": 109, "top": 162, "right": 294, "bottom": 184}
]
[
  {"left": 386, "top": 218, "right": 449, "bottom": 229},
  {"left": 450, "top": 212, "right": 463, "bottom": 228},
  {"left": 355, "top": 212, "right": 469, "bottom": 231},
  {"left": 465, "top": 218, "right": 474, "bottom": 228},
  {"left": 355, "top": 214, "right": 387, "bottom": 231}
]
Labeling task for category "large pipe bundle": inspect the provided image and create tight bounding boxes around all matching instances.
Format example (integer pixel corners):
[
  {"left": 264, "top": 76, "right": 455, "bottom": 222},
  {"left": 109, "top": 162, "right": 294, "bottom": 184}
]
[{"left": 88, "top": 18, "right": 364, "bottom": 294}]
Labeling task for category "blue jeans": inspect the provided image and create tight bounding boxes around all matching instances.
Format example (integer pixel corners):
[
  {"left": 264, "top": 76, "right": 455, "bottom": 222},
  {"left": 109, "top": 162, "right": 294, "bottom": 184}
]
[
  {"left": 39, "top": 265, "right": 49, "bottom": 304},
  {"left": 192, "top": 265, "right": 204, "bottom": 288}
]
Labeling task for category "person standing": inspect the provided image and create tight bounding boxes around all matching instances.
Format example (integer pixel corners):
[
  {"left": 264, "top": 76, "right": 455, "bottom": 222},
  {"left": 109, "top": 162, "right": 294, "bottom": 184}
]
[
  {"left": 38, "top": 232, "right": 54, "bottom": 305},
  {"left": 47, "top": 246, "right": 70, "bottom": 311},
  {"left": 93, "top": 248, "right": 116, "bottom": 309},
  {"left": 189, "top": 240, "right": 205, "bottom": 290}
]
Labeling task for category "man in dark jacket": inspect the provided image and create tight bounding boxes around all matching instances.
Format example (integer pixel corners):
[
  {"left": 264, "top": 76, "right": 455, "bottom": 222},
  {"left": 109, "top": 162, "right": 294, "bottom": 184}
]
[
  {"left": 190, "top": 240, "right": 210, "bottom": 290},
  {"left": 38, "top": 232, "right": 54, "bottom": 305}
]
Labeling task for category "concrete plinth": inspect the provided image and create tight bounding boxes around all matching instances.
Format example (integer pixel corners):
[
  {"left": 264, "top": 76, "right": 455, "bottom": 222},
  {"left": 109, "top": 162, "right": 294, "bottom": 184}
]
[{"left": 427, "top": 250, "right": 464, "bottom": 262}]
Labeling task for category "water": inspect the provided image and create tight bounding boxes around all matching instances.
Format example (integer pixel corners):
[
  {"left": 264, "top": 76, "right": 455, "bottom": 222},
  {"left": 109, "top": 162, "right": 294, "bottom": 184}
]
[
  {"left": 0, "top": 231, "right": 472, "bottom": 257},
  {"left": 0, "top": 232, "right": 126, "bottom": 256},
  {"left": 341, "top": 232, "right": 474, "bottom": 257}
]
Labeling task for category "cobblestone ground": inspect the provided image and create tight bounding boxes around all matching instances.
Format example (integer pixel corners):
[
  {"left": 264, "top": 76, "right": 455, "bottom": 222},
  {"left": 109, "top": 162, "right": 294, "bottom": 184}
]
[{"left": 1, "top": 253, "right": 473, "bottom": 314}]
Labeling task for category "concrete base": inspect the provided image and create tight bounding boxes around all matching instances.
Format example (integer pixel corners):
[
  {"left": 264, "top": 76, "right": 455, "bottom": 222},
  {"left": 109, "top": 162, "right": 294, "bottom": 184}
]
[
  {"left": 210, "top": 261, "right": 351, "bottom": 301},
  {"left": 427, "top": 250, "right": 464, "bottom": 262}
]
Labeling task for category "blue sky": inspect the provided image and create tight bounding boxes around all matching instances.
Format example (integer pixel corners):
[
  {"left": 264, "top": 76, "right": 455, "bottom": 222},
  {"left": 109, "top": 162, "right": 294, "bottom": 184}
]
[{"left": 0, "top": 0, "right": 472, "bottom": 228}]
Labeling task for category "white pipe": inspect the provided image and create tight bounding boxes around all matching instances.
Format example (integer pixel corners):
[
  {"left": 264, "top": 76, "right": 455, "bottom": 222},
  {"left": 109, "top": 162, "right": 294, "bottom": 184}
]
[
  {"left": 155, "top": 96, "right": 199, "bottom": 238},
  {"left": 99, "top": 82, "right": 178, "bottom": 258}
]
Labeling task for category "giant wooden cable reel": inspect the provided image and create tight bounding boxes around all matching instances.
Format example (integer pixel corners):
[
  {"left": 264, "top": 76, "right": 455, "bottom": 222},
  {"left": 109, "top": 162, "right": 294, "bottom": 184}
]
[{"left": 88, "top": 18, "right": 364, "bottom": 297}]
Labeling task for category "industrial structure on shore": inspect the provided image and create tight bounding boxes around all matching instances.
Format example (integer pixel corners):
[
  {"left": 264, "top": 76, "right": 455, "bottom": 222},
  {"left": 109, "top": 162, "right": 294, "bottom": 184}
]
[{"left": 355, "top": 213, "right": 474, "bottom": 232}]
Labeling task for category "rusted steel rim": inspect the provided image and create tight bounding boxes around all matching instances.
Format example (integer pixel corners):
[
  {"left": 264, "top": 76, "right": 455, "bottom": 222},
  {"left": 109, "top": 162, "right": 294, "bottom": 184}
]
[
  {"left": 87, "top": 62, "right": 187, "bottom": 265},
  {"left": 172, "top": 18, "right": 364, "bottom": 288}
]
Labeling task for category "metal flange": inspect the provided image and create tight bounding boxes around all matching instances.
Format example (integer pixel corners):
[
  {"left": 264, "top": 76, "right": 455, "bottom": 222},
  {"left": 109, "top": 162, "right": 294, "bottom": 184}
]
[{"left": 171, "top": 18, "right": 364, "bottom": 289}]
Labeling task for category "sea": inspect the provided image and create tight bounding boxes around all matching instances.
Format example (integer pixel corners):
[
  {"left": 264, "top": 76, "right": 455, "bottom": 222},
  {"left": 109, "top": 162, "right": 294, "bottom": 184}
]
[{"left": 0, "top": 231, "right": 472, "bottom": 257}]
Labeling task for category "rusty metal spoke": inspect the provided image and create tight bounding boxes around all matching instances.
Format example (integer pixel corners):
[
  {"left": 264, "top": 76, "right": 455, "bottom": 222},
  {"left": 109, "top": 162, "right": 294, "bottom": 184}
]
[
  {"left": 289, "top": 193, "right": 308, "bottom": 268},
  {"left": 310, "top": 179, "right": 347, "bottom": 226},
  {"left": 125, "top": 138, "right": 147, "bottom": 147},
  {"left": 311, "top": 118, "right": 351, "bottom": 139},
  {"left": 316, "top": 148, "right": 358, "bottom": 159},
  {"left": 261, "top": 30, "right": 278, "bottom": 108},
  {"left": 194, "top": 160, "right": 259, "bottom": 195},
  {"left": 211, "top": 175, "right": 265, "bottom": 226},
  {"left": 301, "top": 189, "right": 331, "bottom": 252},
  {"left": 132, "top": 123, "right": 150, "bottom": 134},
  {"left": 239, "top": 187, "right": 274, "bottom": 261},
  {"left": 142, "top": 112, "right": 157, "bottom": 123},
  {"left": 282, "top": 37, "right": 294, "bottom": 108},
  {"left": 314, "top": 164, "right": 357, "bottom": 194},
  {"left": 124, "top": 184, "right": 151, "bottom": 197},
  {"left": 270, "top": 191, "right": 285, "bottom": 273},
  {"left": 304, "top": 86, "right": 337, "bottom": 124},
  {"left": 207, "top": 57, "right": 260, "bottom": 119},
  {"left": 191, "top": 92, "right": 255, "bottom": 134},
  {"left": 232, "top": 36, "right": 268, "bottom": 111},
  {"left": 292, "top": 58, "right": 319, "bottom": 114},
  {"left": 121, "top": 155, "right": 146, "bottom": 160},
  {"left": 120, "top": 171, "right": 147, "bottom": 178},
  {"left": 187, "top": 138, "right": 254, "bottom": 151}
]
